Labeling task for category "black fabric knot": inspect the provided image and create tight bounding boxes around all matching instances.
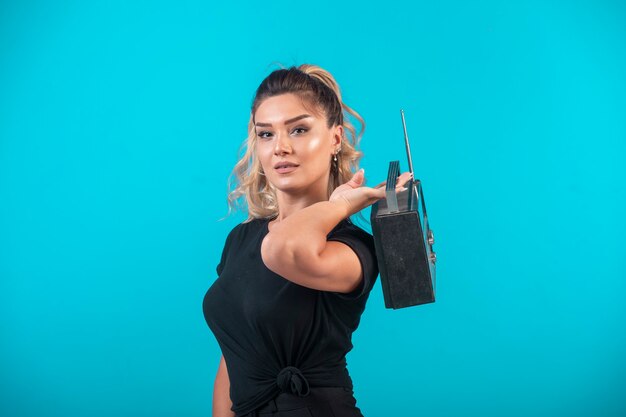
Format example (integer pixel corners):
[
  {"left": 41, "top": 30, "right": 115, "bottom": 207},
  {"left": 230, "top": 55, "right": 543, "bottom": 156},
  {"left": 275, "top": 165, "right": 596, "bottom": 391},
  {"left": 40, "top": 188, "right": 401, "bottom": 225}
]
[{"left": 276, "top": 366, "right": 310, "bottom": 397}]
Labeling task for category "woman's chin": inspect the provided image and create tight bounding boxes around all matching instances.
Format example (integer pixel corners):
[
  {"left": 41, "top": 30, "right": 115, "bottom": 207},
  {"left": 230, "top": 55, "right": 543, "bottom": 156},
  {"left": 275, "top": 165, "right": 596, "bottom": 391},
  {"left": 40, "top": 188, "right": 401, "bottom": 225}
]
[
  {"left": 272, "top": 182, "right": 302, "bottom": 194},
  {"left": 269, "top": 177, "right": 308, "bottom": 193}
]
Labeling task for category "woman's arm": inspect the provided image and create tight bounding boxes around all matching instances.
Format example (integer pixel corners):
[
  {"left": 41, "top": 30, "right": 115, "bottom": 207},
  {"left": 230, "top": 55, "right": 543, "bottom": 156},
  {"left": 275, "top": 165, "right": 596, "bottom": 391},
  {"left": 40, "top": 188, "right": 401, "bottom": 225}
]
[
  {"left": 213, "top": 355, "right": 235, "bottom": 417},
  {"left": 261, "top": 199, "right": 359, "bottom": 293},
  {"left": 261, "top": 170, "right": 412, "bottom": 293}
]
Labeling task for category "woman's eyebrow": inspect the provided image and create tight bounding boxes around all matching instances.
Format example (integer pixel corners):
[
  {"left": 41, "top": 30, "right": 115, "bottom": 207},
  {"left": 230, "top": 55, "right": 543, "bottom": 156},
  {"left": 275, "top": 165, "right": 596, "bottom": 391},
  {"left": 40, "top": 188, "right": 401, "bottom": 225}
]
[{"left": 255, "top": 114, "right": 312, "bottom": 128}]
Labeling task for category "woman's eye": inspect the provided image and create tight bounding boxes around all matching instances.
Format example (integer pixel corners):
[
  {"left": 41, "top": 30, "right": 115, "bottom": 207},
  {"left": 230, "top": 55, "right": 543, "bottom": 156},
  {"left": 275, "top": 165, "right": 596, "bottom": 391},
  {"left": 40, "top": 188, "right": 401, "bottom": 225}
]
[
  {"left": 257, "top": 131, "right": 273, "bottom": 139},
  {"left": 292, "top": 127, "right": 308, "bottom": 135}
]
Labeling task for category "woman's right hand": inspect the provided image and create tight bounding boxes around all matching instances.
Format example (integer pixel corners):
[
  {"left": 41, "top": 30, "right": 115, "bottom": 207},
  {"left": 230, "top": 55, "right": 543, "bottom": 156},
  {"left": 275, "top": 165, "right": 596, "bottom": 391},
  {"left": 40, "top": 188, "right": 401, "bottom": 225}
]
[{"left": 329, "top": 169, "right": 413, "bottom": 217}]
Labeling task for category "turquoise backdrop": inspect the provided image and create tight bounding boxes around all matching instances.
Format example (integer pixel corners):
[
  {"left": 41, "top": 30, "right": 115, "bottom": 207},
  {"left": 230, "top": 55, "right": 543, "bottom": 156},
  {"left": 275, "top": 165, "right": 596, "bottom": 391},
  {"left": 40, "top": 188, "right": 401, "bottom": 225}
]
[{"left": 1, "top": 1, "right": 625, "bottom": 416}]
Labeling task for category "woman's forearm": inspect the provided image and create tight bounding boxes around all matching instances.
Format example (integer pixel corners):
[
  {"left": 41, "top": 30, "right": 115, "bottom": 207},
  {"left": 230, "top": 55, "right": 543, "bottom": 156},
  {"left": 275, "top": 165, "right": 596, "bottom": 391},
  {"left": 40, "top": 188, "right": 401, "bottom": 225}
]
[
  {"left": 213, "top": 356, "right": 235, "bottom": 417},
  {"left": 265, "top": 201, "right": 349, "bottom": 260}
]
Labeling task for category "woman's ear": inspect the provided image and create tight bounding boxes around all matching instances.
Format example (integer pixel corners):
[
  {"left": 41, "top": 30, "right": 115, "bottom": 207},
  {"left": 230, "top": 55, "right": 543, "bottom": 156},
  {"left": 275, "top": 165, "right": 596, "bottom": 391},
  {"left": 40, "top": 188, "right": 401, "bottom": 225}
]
[{"left": 333, "top": 125, "right": 343, "bottom": 147}]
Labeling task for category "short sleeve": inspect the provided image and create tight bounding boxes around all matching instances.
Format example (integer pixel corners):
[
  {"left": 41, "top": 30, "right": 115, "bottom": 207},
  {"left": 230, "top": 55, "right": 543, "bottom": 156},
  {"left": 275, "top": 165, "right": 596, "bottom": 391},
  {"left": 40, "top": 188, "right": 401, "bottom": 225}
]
[
  {"left": 216, "top": 225, "right": 238, "bottom": 276},
  {"left": 327, "top": 222, "right": 379, "bottom": 300}
]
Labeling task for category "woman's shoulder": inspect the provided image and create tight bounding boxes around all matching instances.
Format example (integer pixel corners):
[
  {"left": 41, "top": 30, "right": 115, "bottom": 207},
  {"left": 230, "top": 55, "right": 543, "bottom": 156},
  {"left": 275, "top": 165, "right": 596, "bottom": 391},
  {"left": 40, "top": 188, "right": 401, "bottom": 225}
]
[
  {"left": 217, "top": 218, "right": 269, "bottom": 261},
  {"left": 328, "top": 218, "right": 374, "bottom": 240},
  {"left": 327, "top": 218, "right": 379, "bottom": 300},
  {"left": 223, "top": 217, "right": 270, "bottom": 241},
  {"left": 327, "top": 218, "right": 376, "bottom": 258}
]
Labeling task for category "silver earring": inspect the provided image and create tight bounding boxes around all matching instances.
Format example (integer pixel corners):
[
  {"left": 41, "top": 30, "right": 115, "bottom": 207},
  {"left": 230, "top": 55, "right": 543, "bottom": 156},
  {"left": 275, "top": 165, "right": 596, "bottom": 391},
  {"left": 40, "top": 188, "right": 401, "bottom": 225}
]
[{"left": 333, "top": 154, "right": 338, "bottom": 162}]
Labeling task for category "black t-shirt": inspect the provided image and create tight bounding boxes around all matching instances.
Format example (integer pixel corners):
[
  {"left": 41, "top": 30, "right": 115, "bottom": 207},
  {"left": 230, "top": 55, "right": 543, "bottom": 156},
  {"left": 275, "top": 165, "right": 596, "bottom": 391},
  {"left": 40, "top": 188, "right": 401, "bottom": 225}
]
[{"left": 202, "top": 217, "right": 379, "bottom": 416}]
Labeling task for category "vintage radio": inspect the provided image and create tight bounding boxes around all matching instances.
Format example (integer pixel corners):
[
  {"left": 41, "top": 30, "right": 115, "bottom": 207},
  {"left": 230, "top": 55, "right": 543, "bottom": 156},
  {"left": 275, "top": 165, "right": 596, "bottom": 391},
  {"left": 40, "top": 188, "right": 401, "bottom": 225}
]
[{"left": 371, "top": 110, "right": 437, "bottom": 309}]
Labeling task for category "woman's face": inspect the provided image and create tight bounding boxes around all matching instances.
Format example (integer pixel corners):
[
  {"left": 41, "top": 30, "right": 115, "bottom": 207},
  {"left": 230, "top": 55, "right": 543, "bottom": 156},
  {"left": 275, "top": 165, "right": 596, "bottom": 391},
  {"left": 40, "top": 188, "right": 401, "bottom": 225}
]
[{"left": 254, "top": 93, "right": 341, "bottom": 197}]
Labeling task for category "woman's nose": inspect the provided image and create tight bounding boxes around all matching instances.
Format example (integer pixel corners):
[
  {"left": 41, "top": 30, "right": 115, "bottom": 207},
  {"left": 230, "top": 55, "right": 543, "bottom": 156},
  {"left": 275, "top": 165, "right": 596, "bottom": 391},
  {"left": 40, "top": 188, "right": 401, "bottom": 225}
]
[{"left": 273, "top": 132, "right": 292, "bottom": 155}]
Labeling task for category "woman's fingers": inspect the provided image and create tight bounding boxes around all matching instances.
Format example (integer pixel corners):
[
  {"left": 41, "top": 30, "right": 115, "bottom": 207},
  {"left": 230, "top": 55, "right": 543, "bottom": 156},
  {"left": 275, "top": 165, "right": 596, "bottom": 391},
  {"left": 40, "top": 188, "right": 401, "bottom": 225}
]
[
  {"left": 345, "top": 168, "right": 365, "bottom": 188},
  {"left": 397, "top": 171, "right": 413, "bottom": 187},
  {"left": 374, "top": 171, "right": 413, "bottom": 190}
]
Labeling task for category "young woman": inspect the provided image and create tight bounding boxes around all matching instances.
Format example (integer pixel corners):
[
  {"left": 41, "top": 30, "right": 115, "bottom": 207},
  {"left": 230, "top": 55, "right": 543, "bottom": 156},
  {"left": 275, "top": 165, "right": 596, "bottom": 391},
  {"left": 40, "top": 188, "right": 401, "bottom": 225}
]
[{"left": 203, "top": 64, "right": 411, "bottom": 417}]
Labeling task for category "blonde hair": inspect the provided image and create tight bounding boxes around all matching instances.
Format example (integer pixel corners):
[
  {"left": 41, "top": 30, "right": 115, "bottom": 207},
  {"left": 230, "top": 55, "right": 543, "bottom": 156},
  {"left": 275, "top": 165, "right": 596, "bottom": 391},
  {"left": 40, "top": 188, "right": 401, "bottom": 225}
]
[{"left": 226, "top": 64, "right": 366, "bottom": 222}]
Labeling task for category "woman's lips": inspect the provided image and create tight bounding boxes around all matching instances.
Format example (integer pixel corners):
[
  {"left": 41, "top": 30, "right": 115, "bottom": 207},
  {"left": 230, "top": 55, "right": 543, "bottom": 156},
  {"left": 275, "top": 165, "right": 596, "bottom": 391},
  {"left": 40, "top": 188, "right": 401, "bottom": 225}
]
[{"left": 275, "top": 165, "right": 298, "bottom": 174}]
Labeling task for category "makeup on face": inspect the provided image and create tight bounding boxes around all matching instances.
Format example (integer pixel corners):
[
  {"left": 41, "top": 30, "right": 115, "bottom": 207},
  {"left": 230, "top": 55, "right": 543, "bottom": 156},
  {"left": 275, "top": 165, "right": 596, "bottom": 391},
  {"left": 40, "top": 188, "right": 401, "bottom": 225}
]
[{"left": 253, "top": 94, "right": 338, "bottom": 196}]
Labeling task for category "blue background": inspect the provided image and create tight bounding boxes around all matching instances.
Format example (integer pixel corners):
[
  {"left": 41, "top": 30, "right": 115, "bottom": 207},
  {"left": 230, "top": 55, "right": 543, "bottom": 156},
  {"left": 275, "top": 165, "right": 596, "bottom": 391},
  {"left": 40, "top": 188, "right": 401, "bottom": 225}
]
[{"left": 1, "top": 1, "right": 625, "bottom": 416}]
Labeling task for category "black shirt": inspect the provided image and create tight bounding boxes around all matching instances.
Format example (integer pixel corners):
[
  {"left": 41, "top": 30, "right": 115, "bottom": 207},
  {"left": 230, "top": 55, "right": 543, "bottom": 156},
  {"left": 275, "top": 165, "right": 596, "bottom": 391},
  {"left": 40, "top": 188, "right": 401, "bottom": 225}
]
[{"left": 202, "top": 217, "right": 379, "bottom": 416}]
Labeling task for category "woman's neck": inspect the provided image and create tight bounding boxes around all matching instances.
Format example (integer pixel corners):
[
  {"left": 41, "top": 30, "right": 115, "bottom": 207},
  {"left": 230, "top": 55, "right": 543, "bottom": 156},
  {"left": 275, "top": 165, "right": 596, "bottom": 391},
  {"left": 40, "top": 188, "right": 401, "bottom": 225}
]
[{"left": 273, "top": 191, "right": 328, "bottom": 223}]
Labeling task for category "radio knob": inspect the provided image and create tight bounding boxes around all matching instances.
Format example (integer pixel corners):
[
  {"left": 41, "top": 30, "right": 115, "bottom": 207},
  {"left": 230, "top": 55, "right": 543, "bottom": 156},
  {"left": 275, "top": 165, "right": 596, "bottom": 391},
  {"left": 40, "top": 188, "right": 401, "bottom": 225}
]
[{"left": 427, "top": 230, "right": 435, "bottom": 245}]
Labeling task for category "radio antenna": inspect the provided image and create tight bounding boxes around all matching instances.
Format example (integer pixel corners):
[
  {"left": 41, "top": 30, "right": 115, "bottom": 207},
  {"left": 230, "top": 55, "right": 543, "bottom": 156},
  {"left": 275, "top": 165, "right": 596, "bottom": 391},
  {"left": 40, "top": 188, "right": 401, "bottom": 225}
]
[{"left": 400, "top": 110, "right": 414, "bottom": 175}]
